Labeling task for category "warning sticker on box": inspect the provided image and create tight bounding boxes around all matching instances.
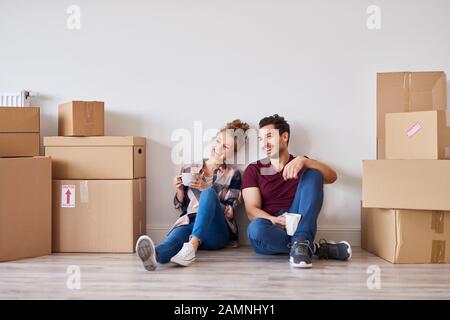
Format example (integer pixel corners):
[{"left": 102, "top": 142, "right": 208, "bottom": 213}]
[
  {"left": 61, "top": 185, "right": 76, "bottom": 208},
  {"left": 406, "top": 122, "right": 422, "bottom": 138}
]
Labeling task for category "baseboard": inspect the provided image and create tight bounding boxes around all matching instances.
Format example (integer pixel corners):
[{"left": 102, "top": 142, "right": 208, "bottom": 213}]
[{"left": 146, "top": 224, "right": 361, "bottom": 246}]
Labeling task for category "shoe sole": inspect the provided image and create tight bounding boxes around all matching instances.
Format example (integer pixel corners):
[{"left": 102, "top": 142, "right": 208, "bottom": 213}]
[
  {"left": 136, "top": 235, "right": 157, "bottom": 271},
  {"left": 317, "top": 240, "right": 352, "bottom": 261},
  {"left": 170, "top": 255, "right": 195, "bottom": 267},
  {"left": 289, "top": 257, "right": 312, "bottom": 269},
  {"left": 340, "top": 241, "right": 352, "bottom": 261}
]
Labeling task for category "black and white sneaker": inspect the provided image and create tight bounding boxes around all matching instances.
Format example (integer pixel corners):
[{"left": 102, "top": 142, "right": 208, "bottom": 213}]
[
  {"left": 136, "top": 235, "right": 158, "bottom": 271},
  {"left": 314, "top": 239, "right": 352, "bottom": 261},
  {"left": 289, "top": 240, "right": 313, "bottom": 269}
]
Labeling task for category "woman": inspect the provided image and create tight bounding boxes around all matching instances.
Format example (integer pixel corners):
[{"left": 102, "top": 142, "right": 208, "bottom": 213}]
[{"left": 136, "top": 119, "right": 249, "bottom": 270}]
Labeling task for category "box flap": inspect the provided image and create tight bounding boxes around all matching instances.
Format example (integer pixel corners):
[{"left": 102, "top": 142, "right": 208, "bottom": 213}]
[
  {"left": 43, "top": 136, "right": 146, "bottom": 147},
  {"left": 361, "top": 207, "right": 397, "bottom": 263},
  {"left": 395, "top": 210, "right": 450, "bottom": 263}
]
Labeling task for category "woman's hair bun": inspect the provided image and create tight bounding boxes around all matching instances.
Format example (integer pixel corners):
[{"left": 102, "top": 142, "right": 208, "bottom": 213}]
[{"left": 221, "top": 119, "right": 250, "bottom": 132}]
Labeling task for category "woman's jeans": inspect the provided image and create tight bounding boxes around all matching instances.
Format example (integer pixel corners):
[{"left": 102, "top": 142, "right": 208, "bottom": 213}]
[{"left": 155, "top": 188, "right": 230, "bottom": 264}]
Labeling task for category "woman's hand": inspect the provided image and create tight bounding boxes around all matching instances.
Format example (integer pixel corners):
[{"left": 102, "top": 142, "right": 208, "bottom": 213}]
[
  {"left": 174, "top": 175, "right": 185, "bottom": 204},
  {"left": 189, "top": 177, "right": 209, "bottom": 191},
  {"left": 174, "top": 175, "right": 183, "bottom": 190}
]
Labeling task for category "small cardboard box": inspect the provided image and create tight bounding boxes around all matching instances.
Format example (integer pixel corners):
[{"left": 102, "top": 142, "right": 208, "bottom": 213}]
[
  {"left": 52, "top": 178, "right": 146, "bottom": 253},
  {"left": 44, "top": 136, "right": 146, "bottom": 179},
  {"left": 0, "top": 157, "right": 52, "bottom": 262},
  {"left": 377, "top": 71, "right": 447, "bottom": 159},
  {"left": 361, "top": 207, "right": 450, "bottom": 264},
  {"left": 385, "top": 110, "right": 450, "bottom": 159},
  {"left": 362, "top": 160, "right": 450, "bottom": 211},
  {"left": 58, "top": 101, "right": 104, "bottom": 136},
  {"left": 0, "top": 107, "right": 40, "bottom": 157}
]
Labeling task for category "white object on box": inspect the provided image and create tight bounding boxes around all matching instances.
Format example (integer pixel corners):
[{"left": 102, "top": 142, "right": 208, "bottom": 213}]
[
  {"left": 61, "top": 185, "right": 76, "bottom": 208},
  {"left": 0, "top": 90, "right": 38, "bottom": 107}
]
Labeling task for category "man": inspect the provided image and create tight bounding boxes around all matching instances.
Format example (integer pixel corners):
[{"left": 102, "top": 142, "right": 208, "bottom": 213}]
[{"left": 242, "top": 114, "right": 351, "bottom": 268}]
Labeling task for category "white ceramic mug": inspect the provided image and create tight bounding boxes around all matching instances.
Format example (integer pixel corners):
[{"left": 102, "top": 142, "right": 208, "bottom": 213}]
[
  {"left": 181, "top": 172, "right": 194, "bottom": 186},
  {"left": 285, "top": 213, "right": 302, "bottom": 236}
]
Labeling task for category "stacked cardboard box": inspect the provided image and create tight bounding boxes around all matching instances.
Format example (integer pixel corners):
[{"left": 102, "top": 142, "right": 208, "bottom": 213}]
[
  {"left": 58, "top": 101, "right": 104, "bottom": 136},
  {"left": 0, "top": 107, "right": 40, "bottom": 157},
  {"left": 0, "top": 107, "right": 52, "bottom": 262},
  {"left": 44, "top": 101, "right": 146, "bottom": 253},
  {"left": 362, "top": 71, "right": 450, "bottom": 264}
]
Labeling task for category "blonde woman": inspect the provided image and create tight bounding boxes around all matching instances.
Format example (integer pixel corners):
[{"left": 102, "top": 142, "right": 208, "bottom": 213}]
[{"left": 136, "top": 120, "right": 249, "bottom": 270}]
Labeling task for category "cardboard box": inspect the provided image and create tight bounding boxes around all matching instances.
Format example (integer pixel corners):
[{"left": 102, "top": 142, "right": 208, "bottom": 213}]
[
  {"left": 0, "top": 107, "right": 40, "bottom": 157},
  {"left": 0, "top": 107, "right": 40, "bottom": 132},
  {"left": 44, "top": 136, "right": 146, "bottom": 179},
  {"left": 362, "top": 160, "right": 450, "bottom": 210},
  {"left": 0, "top": 133, "right": 40, "bottom": 157},
  {"left": 361, "top": 207, "right": 450, "bottom": 264},
  {"left": 52, "top": 178, "right": 146, "bottom": 253},
  {"left": 0, "top": 157, "right": 52, "bottom": 262},
  {"left": 58, "top": 101, "right": 104, "bottom": 136},
  {"left": 377, "top": 71, "right": 447, "bottom": 159},
  {"left": 386, "top": 110, "right": 450, "bottom": 160}
]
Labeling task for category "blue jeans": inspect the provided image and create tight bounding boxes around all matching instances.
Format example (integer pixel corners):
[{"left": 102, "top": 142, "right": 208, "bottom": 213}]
[
  {"left": 247, "top": 168, "right": 324, "bottom": 255},
  {"left": 155, "top": 188, "right": 230, "bottom": 264}
]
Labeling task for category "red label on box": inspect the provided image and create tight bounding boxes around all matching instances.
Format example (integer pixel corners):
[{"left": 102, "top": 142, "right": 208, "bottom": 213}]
[{"left": 406, "top": 122, "right": 422, "bottom": 138}]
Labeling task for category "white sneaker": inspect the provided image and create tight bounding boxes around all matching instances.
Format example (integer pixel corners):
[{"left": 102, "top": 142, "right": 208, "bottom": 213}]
[
  {"left": 170, "top": 242, "right": 196, "bottom": 267},
  {"left": 136, "top": 235, "right": 158, "bottom": 271}
]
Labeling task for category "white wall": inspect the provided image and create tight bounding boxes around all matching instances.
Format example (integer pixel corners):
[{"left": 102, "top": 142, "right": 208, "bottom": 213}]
[{"left": 2, "top": 0, "right": 450, "bottom": 245}]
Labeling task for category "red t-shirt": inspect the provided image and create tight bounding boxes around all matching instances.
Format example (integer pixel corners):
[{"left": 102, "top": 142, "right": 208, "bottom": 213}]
[{"left": 242, "top": 155, "right": 304, "bottom": 216}]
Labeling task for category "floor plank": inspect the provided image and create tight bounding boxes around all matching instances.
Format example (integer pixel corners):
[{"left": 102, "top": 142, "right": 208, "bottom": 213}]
[{"left": 1, "top": 246, "right": 449, "bottom": 299}]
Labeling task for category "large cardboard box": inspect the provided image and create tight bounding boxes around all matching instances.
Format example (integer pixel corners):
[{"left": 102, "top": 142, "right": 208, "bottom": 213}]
[
  {"left": 362, "top": 160, "right": 450, "bottom": 210},
  {"left": 0, "top": 107, "right": 40, "bottom": 157},
  {"left": 0, "top": 157, "right": 52, "bottom": 262},
  {"left": 377, "top": 72, "right": 447, "bottom": 159},
  {"left": 386, "top": 110, "right": 450, "bottom": 160},
  {"left": 44, "top": 136, "right": 146, "bottom": 179},
  {"left": 52, "top": 178, "right": 146, "bottom": 253},
  {"left": 58, "top": 101, "right": 104, "bottom": 136},
  {"left": 361, "top": 207, "right": 450, "bottom": 264}
]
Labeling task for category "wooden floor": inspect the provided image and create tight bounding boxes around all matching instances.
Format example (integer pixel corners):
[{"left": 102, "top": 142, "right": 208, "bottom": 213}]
[{"left": 1, "top": 246, "right": 449, "bottom": 300}]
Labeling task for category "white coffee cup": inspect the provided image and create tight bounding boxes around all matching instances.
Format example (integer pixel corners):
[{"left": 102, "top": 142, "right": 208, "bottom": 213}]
[
  {"left": 285, "top": 213, "right": 302, "bottom": 236},
  {"left": 181, "top": 172, "right": 194, "bottom": 186}
]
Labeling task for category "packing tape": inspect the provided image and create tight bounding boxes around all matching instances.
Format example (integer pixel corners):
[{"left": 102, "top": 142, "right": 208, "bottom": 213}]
[
  {"left": 403, "top": 72, "right": 412, "bottom": 112},
  {"left": 431, "top": 210, "right": 445, "bottom": 234},
  {"left": 138, "top": 178, "right": 143, "bottom": 202},
  {"left": 79, "top": 180, "right": 89, "bottom": 203},
  {"left": 84, "top": 102, "right": 94, "bottom": 124},
  {"left": 431, "top": 240, "right": 446, "bottom": 263}
]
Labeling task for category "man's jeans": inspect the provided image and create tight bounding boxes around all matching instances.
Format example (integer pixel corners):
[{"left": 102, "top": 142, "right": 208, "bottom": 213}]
[
  {"left": 247, "top": 168, "right": 324, "bottom": 255},
  {"left": 155, "top": 188, "right": 230, "bottom": 264}
]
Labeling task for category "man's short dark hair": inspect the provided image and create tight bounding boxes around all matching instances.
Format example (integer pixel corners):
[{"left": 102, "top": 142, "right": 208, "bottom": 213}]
[{"left": 258, "top": 114, "right": 290, "bottom": 143}]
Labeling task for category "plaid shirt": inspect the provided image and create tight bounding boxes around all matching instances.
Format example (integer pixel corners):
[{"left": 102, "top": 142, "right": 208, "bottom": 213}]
[{"left": 172, "top": 161, "right": 242, "bottom": 243}]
